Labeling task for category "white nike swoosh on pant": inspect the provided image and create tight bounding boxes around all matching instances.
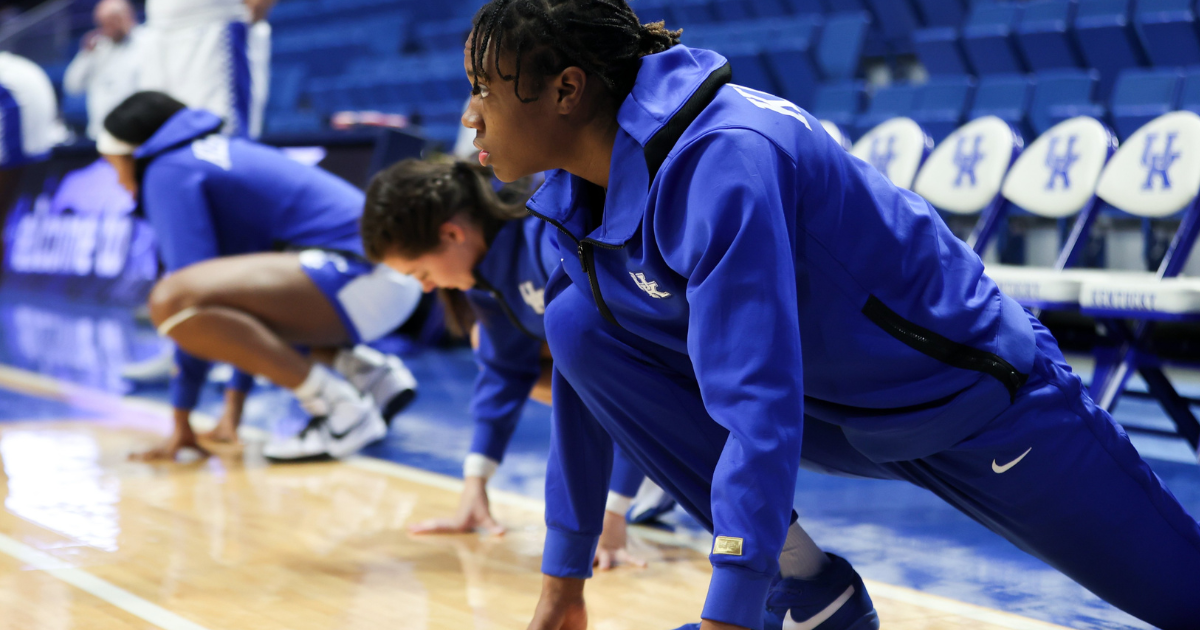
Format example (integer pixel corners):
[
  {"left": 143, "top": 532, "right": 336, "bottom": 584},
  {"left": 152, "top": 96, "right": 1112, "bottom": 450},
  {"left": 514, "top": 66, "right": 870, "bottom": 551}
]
[
  {"left": 783, "top": 585, "right": 854, "bottom": 630},
  {"left": 992, "top": 447, "right": 1033, "bottom": 474}
]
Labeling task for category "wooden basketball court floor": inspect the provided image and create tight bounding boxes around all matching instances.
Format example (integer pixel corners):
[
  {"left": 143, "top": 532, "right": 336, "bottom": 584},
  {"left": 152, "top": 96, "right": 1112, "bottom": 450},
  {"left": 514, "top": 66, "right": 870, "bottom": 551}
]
[{"left": 0, "top": 357, "right": 1178, "bottom": 630}]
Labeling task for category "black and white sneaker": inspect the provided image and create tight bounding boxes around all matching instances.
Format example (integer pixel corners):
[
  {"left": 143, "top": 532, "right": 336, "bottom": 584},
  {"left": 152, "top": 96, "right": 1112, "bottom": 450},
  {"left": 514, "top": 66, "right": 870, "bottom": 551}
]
[
  {"left": 264, "top": 374, "right": 388, "bottom": 461},
  {"left": 335, "top": 345, "right": 417, "bottom": 422}
]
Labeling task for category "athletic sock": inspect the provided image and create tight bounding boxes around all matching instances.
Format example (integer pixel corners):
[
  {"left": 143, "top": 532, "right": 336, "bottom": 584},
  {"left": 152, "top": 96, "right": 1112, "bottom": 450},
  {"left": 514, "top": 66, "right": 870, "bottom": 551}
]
[
  {"left": 293, "top": 363, "right": 332, "bottom": 400},
  {"left": 778, "top": 521, "right": 830, "bottom": 579},
  {"left": 333, "top": 345, "right": 387, "bottom": 389}
]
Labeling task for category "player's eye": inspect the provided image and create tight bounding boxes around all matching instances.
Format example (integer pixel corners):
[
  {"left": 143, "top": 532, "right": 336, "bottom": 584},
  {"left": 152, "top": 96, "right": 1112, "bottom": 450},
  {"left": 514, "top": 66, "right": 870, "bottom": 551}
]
[{"left": 472, "top": 83, "right": 490, "bottom": 99}]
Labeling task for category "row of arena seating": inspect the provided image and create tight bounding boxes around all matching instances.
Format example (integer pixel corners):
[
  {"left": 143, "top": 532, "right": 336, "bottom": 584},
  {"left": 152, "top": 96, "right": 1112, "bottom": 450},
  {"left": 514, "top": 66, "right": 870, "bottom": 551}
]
[{"left": 815, "top": 106, "right": 1200, "bottom": 449}]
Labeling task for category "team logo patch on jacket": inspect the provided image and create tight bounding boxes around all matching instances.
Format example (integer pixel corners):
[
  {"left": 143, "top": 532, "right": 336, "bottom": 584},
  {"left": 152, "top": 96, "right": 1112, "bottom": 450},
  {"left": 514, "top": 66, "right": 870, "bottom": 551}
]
[
  {"left": 519, "top": 281, "right": 545, "bottom": 314},
  {"left": 630, "top": 272, "right": 671, "bottom": 298}
]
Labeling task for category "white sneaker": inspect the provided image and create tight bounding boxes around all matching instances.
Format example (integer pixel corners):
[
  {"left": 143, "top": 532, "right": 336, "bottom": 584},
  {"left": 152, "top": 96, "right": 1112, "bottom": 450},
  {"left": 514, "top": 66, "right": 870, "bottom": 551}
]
[
  {"left": 121, "top": 347, "right": 176, "bottom": 384},
  {"left": 264, "top": 367, "right": 388, "bottom": 461},
  {"left": 627, "top": 478, "right": 677, "bottom": 524},
  {"left": 334, "top": 346, "right": 417, "bottom": 421}
]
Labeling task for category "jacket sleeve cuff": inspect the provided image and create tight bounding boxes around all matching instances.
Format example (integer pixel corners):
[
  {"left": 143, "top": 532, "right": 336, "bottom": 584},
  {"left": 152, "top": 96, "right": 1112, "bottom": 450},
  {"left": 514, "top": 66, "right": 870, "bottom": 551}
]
[
  {"left": 540, "top": 527, "right": 598, "bottom": 580},
  {"left": 701, "top": 564, "right": 774, "bottom": 629}
]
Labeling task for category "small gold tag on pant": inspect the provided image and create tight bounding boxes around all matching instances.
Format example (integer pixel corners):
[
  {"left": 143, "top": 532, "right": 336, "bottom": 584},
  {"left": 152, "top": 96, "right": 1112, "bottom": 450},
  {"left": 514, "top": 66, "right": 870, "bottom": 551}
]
[{"left": 713, "top": 536, "right": 744, "bottom": 556}]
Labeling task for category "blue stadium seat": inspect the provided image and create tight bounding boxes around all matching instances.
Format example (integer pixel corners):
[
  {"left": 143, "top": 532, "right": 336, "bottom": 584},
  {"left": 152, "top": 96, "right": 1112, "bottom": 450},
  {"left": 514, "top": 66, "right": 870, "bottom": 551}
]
[
  {"left": 1110, "top": 68, "right": 1183, "bottom": 140},
  {"left": 825, "top": 0, "right": 870, "bottom": 11},
  {"left": 1016, "top": 0, "right": 1082, "bottom": 71},
  {"left": 910, "top": 0, "right": 967, "bottom": 28},
  {"left": 1180, "top": 66, "right": 1200, "bottom": 115},
  {"left": 962, "top": 2, "right": 1028, "bottom": 75},
  {"left": 746, "top": 0, "right": 790, "bottom": 17},
  {"left": 712, "top": 0, "right": 755, "bottom": 21},
  {"left": 911, "top": 75, "right": 976, "bottom": 142},
  {"left": 763, "top": 23, "right": 822, "bottom": 106},
  {"left": 855, "top": 84, "right": 919, "bottom": 137},
  {"left": 970, "top": 73, "right": 1034, "bottom": 135},
  {"left": 722, "top": 43, "right": 780, "bottom": 95},
  {"left": 780, "top": 0, "right": 825, "bottom": 14},
  {"left": 1135, "top": 0, "right": 1200, "bottom": 66},
  {"left": 817, "top": 12, "right": 870, "bottom": 80},
  {"left": 1029, "top": 69, "right": 1103, "bottom": 136},
  {"left": 668, "top": 0, "right": 717, "bottom": 25},
  {"left": 1074, "top": 0, "right": 1148, "bottom": 102},
  {"left": 631, "top": 0, "right": 671, "bottom": 24},
  {"left": 863, "top": 0, "right": 922, "bottom": 54},
  {"left": 810, "top": 81, "right": 867, "bottom": 133},
  {"left": 267, "top": 64, "right": 309, "bottom": 113},
  {"left": 413, "top": 18, "right": 471, "bottom": 53},
  {"left": 913, "top": 27, "right": 973, "bottom": 75}
]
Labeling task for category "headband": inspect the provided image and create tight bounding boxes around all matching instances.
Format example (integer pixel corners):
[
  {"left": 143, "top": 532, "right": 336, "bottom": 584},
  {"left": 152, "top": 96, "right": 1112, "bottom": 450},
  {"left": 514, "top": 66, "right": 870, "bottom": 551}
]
[{"left": 96, "top": 129, "right": 136, "bottom": 156}]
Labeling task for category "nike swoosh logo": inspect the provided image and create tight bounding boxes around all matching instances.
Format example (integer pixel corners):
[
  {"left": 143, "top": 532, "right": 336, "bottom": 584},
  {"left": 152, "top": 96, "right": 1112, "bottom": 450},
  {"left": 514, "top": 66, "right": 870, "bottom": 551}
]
[
  {"left": 782, "top": 585, "right": 854, "bottom": 630},
  {"left": 992, "top": 447, "right": 1032, "bottom": 474},
  {"left": 328, "top": 416, "right": 368, "bottom": 440}
]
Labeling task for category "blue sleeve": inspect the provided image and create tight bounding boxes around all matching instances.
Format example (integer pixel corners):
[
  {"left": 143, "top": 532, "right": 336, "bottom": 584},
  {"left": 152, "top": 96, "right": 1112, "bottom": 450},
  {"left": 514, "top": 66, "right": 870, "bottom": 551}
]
[
  {"left": 171, "top": 348, "right": 212, "bottom": 410},
  {"left": 657, "top": 130, "right": 805, "bottom": 628},
  {"left": 142, "top": 162, "right": 220, "bottom": 273},
  {"left": 608, "top": 444, "right": 643, "bottom": 498},
  {"left": 227, "top": 369, "right": 255, "bottom": 393},
  {"left": 467, "top": 292, "right": 544, "bottom": 462},
  {"left": 542, "top": 367, "right": 610, "bottom": 579}
]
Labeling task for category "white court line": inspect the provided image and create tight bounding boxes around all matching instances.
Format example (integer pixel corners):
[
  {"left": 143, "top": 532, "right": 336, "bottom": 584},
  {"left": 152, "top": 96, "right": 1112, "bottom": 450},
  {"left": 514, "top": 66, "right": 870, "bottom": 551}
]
[
  {"left": 0, "top": 532, "right": 211, "bottom": 630},
  {"left": 0, "top": 365, "right": 1072, "bottom": 630}
]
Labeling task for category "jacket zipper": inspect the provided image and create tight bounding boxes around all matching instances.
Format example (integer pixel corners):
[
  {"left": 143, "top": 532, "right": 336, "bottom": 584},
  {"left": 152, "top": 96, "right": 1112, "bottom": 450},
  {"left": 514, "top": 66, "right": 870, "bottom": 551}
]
[
  {"left": 526, "top": 207, "right": 622, "bottom": 328},
  {"left": 472, "top": 273, "right": 540, "bottom": 340}
]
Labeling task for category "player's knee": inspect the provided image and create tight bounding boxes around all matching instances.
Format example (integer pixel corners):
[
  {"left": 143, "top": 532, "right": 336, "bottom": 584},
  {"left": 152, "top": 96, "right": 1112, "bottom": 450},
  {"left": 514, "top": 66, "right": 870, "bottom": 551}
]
[{"left": 147, "top": 275, "right": 198, "bottom": 328}]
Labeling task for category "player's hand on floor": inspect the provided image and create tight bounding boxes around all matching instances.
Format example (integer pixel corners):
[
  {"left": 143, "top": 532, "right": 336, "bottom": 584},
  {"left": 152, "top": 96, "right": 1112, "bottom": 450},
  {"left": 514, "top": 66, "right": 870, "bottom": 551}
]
[
  {"left": 593, "top": 509, "right": 647, "bottom": 570},
  {"left": 409, "top": 476, "right": 506, "bottom": 535},
  {"left": 129, "top": 431, "right": 210, "bottom": 462}
]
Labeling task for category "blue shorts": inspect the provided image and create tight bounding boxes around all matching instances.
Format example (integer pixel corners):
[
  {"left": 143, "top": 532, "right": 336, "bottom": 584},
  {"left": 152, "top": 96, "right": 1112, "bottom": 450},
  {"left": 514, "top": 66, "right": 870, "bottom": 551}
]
[{"left": 298, "top": 249, "right": 422, "bottom": 344}]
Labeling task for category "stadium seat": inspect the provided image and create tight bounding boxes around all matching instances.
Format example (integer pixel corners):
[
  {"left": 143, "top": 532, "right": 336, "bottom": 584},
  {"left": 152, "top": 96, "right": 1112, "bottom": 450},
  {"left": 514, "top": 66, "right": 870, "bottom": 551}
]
[
  {"left": 1073, "top": 0, "right": 1148, "bottom": 101},
  {"left": 762, "top": 20, "right": 822, "bottom": 107},
  {"left": 855, "top": 84, "right": 919, "bottom": 138},
  {"left": 630, "top": 0, "right": 671, "bottom": 23},
  {"left": 722, "top": 43, "right": 780, "bottom": 95},
  {"left": 1182, "top": 66, "right": 1200, "bottom": 115},
  {"left": 962, "top": 1, "right": 1028, "bottom": 75},
  {"left": 779, "top": 0, "right": 823, "bottom": 15},
  {"left": 863, "top": 0, "right": 921, "bottom": 54},
  {"left": 747, "top": 0, "right": 791, "bottom": 17},
  {"left": 850, "top": 117, "right": 933, "bottom": 189},
  {"left": 712, "top": 0, "right": 755, "bottom": 20},
  {"left": 1110, "top": 68, "right": 1183, "bottom": 141},
  {"left": 413, "top": 18, "right": 471, "bottom": 53},
  {"left": 1135, "top": 0, "right": 1200, "bottom": 66},
  {"left": 913, "top": 27, "right": 974, "bottom": 76},
  {"left": 911, "top": 75, "right": 976, "bottom": 142},
  {"left": 1078, "top": 110, "right": 1200, "bottom": 450},
  {"left": 668, "top": 0, "right": 718, "bottom": 24},
  {"left": 820, "top": 120, "right": 853, "bottom": 148},
  {"left": 986, "top": 116, "right": 1117, "bottom": 309},
  {"left": 817, "top": 12, "right": 871, "bottom": 80},
  {"left": 969, "top": 73, "right": 1034, "bottom": 137},
  {"left": 913, "top": 115, "right": 1023, "bottom": 254},
  {"left": 910, "top": 0, "right": 968, "bottom": 28},
  {"left": 1016, "top": 0, "right": 1083, "bottom": 71},
  {"left": 1029, "top": 69, "right": 1103, "bottom": 136},
  {"left": 809, "top": 81, "right": 867, "bottom": 133}
]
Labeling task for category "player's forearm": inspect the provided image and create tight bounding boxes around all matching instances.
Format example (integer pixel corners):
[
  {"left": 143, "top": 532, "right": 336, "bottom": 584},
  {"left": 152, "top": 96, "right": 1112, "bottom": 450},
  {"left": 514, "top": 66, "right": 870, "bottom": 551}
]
[{"left": 527, "top": 575, "right": 586, "bottom": 630}]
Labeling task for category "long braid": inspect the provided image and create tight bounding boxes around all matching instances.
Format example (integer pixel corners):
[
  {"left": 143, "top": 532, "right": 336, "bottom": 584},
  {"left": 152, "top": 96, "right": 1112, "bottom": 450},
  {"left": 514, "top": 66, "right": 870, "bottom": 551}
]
[{"left": 469, "top": 0, "right": 681, "bottom": 105}]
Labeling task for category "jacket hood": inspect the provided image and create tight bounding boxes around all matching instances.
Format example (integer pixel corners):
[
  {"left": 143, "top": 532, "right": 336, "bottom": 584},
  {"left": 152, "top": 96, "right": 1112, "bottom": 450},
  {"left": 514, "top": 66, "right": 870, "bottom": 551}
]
[
  {"left": 134, "top": 109, "right": 224, "bottom": 161},
  {"left": 527, "top": 45, "right": 731, "bottom": 244}
]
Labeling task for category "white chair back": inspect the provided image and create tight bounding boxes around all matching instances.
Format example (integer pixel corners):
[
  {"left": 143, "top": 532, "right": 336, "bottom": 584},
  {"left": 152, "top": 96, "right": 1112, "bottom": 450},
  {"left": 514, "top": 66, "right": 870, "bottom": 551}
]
[
  {"left": 849, "top": 117, "right": 931, "bottom": 190},
  {"left": 913, "top": 116, "right": 1021, "bottom": 215},
  {"left": 820, "top": 120, "right": 851, "bottom": 150},
  {"left": 1001, "top": 116, "right": 1115, "bottom": 219},
  {"left": 1095, "top": 110, "right": 1200, "bottom": 218}
]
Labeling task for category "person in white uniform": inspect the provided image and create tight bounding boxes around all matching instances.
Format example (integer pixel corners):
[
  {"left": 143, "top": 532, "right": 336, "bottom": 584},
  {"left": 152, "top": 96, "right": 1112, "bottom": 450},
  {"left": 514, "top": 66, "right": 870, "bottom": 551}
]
[
  {"left": 139, "top": 0, "right": 274, "bottom": 138},
  {"left": 64, "top": 0, "right": 143, "bottom": 140}
]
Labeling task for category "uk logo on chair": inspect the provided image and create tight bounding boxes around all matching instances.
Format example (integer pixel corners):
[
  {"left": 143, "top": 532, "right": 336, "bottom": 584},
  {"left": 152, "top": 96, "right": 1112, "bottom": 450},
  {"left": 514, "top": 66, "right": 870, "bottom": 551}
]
[{"left": 850, "top": 117, "right": 932, "bottom": 190}]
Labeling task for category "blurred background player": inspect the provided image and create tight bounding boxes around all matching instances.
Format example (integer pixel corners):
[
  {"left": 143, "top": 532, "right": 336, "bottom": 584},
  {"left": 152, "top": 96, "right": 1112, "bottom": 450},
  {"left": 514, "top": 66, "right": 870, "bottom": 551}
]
[
  {"left": 140, "top": 0, "right": 273, "bottom": 138},
  {"left": 99, "top": 91, "right": 421, "bottom": 461},
  {"left": 63, "top": 0, "right": 142, "bottom": 140},
  {"left": 361, "top": 158, "right": 650, "bottom": 569},
  {"left": 0, "top": 51, "right": 66, "bottom": 263}
]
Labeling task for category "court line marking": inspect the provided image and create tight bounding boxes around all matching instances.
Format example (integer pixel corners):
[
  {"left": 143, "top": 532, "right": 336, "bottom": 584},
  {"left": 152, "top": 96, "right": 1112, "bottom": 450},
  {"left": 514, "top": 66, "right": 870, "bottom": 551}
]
[
  {"left": 0, "top": 364, "right": 1073, "bottom": 630},
  {"left": 0, "top": 532, "right": 211, "bottom": 630}
]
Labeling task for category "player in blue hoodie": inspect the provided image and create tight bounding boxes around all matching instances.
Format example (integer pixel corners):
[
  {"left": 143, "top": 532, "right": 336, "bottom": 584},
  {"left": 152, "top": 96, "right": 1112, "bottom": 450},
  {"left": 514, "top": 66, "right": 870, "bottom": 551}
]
[
  {"left": 455, "top": 2, "right": 1200, "bottom": 630},
  {"left": 99, "top": 91, "right": 422, "bottom": 462},
  {"left": 360, "top": 157, "right": 655, "bottom": 568}
]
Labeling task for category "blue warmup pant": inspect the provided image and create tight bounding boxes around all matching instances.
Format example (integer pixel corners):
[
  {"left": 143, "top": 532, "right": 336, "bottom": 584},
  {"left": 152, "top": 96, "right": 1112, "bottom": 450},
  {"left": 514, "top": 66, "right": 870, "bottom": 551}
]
[{"left": 548, "top": 288, "right": 1200, "bottom": 630}]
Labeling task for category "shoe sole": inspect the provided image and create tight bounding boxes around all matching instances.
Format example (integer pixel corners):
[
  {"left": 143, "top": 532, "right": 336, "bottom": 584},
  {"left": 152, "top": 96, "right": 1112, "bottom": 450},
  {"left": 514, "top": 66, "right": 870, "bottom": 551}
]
[
  {"left": 264, "top": 452, "right": 335, "bottom": 464},
  {"left": 381, "top": 389, "right": 417, "bottom": 425}
]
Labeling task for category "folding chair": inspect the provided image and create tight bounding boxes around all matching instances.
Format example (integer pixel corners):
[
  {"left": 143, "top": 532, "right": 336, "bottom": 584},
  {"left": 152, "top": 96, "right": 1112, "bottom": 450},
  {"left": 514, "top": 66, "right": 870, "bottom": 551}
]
[
  {"left": 849, "top": 117, "right": 933, "bottom": 190},
  {"left": 984, "top": 116, "right": 1119, "bottom": 311},
  {"left": 912, "top": 115, "right": 1023, "bottom": 255},
  {"left": 820, "top": 120, "right": 852, "bottom": 150},
  {"left": 1074, "top": 111, "right": 1200, "bottom": 453}
]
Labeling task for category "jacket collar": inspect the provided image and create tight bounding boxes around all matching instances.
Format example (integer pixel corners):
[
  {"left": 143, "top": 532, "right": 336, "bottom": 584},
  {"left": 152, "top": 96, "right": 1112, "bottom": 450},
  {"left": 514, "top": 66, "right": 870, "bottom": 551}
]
[{"left": 134, "top": 109, "right": 224, "bottom": 161}]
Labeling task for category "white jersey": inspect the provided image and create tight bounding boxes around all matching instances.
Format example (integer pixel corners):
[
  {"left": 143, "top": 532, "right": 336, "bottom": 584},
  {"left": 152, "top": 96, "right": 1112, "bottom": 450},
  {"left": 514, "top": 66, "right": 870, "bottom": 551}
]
[
  {"left": 0, "top": 52, "right": 65, "bottom": 167},
  {"left": 145, "top": 0, "right": 247, "bottom": 29},
  {"left": 64, "top": 27, "right": 144, "bottom": 139}
]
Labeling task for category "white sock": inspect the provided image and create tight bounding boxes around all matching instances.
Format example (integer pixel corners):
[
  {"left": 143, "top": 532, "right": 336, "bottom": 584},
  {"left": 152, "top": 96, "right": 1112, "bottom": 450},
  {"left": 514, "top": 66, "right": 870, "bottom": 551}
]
[
  {"left": 293, "top": 363, "right": 332, "bottom": 401},
  {"left": 334, "top": 345, "right": 386, "bottom": 375},
  {"left": 778, "top": 521, "right": 829, "bottom": 579}
]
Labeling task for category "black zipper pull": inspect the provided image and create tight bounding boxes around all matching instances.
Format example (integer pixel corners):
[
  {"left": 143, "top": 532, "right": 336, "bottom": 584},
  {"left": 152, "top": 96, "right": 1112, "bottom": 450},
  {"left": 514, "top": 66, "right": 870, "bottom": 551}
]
[{"left": 578, "top": 242, "right": 589, "bottom": 274}]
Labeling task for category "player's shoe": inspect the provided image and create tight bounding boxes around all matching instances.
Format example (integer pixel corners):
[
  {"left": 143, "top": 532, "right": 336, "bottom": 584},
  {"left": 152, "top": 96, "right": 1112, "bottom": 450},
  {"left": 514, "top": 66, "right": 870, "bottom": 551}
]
[
  {"left": 263, "top": 376, "right": 388, "bottom": 461},
  {"left": 626, "top": 478, "right": 677, "bottom": 524},
  {"left": 335, "top": 345, "right": 417, "bottom": 422},
  {"left": 764, "top": 554, "right": 879, "bottom": 630},
  {"left": 120, "top": 347, "right": 175, "bottom": 384}
]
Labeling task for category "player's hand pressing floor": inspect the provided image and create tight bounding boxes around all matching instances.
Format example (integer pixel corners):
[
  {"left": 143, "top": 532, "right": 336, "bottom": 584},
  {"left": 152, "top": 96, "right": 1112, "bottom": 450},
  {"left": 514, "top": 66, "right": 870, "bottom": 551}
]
[
  {"left": 130, "top": 409, "right": 211, "bottom": 462},
  {"left": 594, "top": 510, "right": 647, "bottom": 570},
  {"left": 408, "top": 475, "right": 506, "bottom": 535}
]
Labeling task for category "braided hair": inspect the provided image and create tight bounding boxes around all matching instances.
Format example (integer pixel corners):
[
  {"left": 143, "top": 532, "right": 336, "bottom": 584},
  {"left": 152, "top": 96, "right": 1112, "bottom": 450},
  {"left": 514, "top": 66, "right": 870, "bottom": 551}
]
[{"left": 469, "top": 0, "right": 681, "bottom": 105}]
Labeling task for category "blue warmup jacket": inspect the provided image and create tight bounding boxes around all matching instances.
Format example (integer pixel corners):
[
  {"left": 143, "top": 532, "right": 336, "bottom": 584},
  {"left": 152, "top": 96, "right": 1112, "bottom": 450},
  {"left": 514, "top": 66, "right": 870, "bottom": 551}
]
[
  {"left": 530, "top": 46, "right": 1037, "bottom": 624},
  {"left": 467, "top": 215, "right": 643, "bottom": 498},
  {"left": 135, "top": 109, "right": 366, "bottom": 409}
]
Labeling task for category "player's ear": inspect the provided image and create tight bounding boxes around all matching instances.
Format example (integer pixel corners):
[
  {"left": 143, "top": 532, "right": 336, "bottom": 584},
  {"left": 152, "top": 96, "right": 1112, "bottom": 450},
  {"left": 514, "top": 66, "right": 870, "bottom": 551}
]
[
  {"left": 440, "top": 220, "right": 466, "bottom": 246},
  {"left": 555, "top": 66, "right": 587, "bottom": 114}
]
